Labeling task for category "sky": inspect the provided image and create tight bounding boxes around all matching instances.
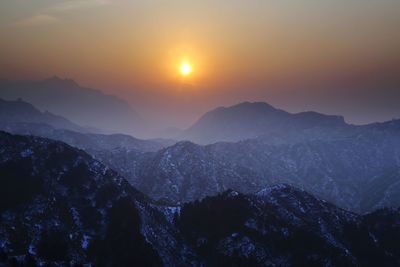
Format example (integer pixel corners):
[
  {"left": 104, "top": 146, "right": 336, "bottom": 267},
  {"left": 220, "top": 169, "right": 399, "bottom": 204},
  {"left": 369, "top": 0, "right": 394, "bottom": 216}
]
[{"left": 0, "top": 0, "right": 399, "bottom": 128}]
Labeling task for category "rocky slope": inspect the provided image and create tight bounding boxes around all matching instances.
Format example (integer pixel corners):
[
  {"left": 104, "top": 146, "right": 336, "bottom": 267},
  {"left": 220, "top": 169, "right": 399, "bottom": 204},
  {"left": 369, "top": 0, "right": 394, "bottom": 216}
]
[
  {"left": 108, "top": 124, "right": 400, "bottom": 212},
  {"left": 2, "top": 98, "right": 399, "bottom": 213},
  {"left": 6, "top": 115, "right": 395, "bottom": 213},
  {"left": 177, "top": 185, "right": 400, "bottom": 266},
  {"left": 0, "top": 131, "right": 196, "bottom": 266},
  {"left": 1, "top": 131, "right": 400, "bottom": 266}
]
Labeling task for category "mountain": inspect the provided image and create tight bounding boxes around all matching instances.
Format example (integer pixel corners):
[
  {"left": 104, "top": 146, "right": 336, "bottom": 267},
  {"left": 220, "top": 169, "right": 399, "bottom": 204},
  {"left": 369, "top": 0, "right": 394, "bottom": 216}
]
[
  {"left": 182, "top": 102, "right": 348, "bottom": 144},
  {"left": 1, "top": 133, "right": 399, "bottom": 266},
  {"left": 111, "top": 125, "right": 400, "bottom": 212},
  {"left": 0, "top": 77, "right": 143, "bottom": 135},
  {"left": 0, "top": 98, "right": 87, "bottom": 132},
  {"left": 4, "top": 98, "right": 395, "bottom": 213},
  {"left": 0, "top": 97, "right": 173, "bottom": 155},
  {"left": 177, "top": 185, "right": 400, "bottom": 266},
  {"left": 133, "top": 141, "right": 263, "bottom": 204},
  {"left": 0, "top": 122, "right": 168, "bottom": 153},
  {"left": 0, "top": 121, "right": 173, "bottom": 182},
  {"left": 0, "top": 131, "right": 196, "bottom": 266},
  {"left": 2, "top": 97, "right": 400, "bottom": 214}
]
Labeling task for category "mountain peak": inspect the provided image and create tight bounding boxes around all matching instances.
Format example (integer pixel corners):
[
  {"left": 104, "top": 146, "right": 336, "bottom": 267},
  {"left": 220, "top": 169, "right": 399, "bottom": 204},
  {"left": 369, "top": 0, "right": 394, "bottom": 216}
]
[
  {"left": 43, "top": 76, "right": 79, "bottom": 88},
  {"left": 214, "top": 101, "right": 278, "bottom": 114},
  {"left": 255, "top": 183, "right": 307, "bottom": 197},
  {"left": 220, "top": 189, "right": 241, "bottom": 198},
  {"left": 0, "top": 78, "right": 143, "bottom": 135},
  {"left": 233, "top": 101, "right": 276, "bottom": 110},
  {"left": 0, "top": 97, "right": 39, "bottom": 114},
  {"left": 183, "top": 101, "right": 350, "bottom": 144},
  {"left": 183, "top": 101, "right": 290, "bottom": 144},
  {"left": 47, "top": 75, "right": 62, "bottom": 81},
  {"left": 163, "top": 140, "right": 202, "bottom": 155},
  {"left": 0, "top": 98, "right": 85, "bottom": 131}
]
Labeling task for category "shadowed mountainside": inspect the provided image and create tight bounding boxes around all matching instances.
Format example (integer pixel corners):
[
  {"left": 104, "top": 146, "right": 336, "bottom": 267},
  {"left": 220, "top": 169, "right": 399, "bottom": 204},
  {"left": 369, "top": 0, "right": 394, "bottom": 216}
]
[
  {"left": 103, "top": 122, "right": 400, "bottom": 213},
  {"left": 1, "top": 131, "right": 400, "bottom": 266}
]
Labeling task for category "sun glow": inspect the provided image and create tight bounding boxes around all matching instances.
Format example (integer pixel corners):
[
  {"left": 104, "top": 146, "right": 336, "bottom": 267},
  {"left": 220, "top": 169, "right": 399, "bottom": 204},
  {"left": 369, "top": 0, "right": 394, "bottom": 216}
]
[{"left": 180, "top": 62, "right": 192, "bottom": 76}]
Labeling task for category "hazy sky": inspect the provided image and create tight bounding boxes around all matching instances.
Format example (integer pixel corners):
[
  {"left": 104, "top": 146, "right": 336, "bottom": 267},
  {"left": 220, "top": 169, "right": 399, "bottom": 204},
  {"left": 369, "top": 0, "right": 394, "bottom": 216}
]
[{"left": 1, "top": 0, "right": 399, "bottom": 127}]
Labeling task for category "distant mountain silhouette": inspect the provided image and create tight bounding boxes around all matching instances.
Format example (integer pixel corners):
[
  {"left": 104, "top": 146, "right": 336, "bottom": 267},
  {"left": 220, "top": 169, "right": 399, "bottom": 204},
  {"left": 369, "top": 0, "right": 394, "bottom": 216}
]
[
  {"left": 0, "top": 98, "right": 175, "bottom": 164},
  {"left": 0, "top": 77, "right": 143, "bottom": 135},
  {"left": 0, "top": 98, "right": 87, "bottom": 132},
  {"left": 182, "top": 101, "right": 347, "bottom": 144}
]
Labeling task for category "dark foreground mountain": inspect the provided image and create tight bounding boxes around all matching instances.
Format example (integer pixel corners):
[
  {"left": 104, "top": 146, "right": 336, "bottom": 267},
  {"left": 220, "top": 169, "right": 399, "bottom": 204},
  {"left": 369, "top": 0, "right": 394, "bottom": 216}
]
[
  {"left": 182, "top": 102, "right": 348, "bottom": 144},
  {"left": 178, "top": 186, "right": 400, "bottom": 266},
  {"left": 1, "top": 131, "right": 400, "bottom": 266},
  {"left": 0, "top": 131, "right": 196, "bottom": 266},
  {"left": 0, "top": 77, "right": 142, "bottom": 135}
]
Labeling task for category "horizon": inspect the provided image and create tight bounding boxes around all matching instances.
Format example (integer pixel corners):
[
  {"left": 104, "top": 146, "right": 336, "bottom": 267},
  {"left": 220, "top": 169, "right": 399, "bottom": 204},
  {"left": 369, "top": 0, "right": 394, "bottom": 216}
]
[
  {"left": 1, "top": 75, "right": 399, "bottom": 130},
  {"left": 1, "top": 0, "right": 400, "bottom": 128}
]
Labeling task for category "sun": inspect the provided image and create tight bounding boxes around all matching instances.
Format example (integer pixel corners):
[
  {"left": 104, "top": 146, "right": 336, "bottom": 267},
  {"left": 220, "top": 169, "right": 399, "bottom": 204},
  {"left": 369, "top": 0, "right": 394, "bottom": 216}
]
[{"left": 180, "top": 62, "right": 192, "bottom": 76}]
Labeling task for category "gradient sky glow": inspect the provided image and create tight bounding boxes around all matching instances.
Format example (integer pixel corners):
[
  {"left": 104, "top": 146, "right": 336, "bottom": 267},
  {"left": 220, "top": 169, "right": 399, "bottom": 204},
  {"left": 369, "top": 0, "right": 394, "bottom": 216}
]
[{"left": 1, "top": 0, "right": 400, "bottom": 127}]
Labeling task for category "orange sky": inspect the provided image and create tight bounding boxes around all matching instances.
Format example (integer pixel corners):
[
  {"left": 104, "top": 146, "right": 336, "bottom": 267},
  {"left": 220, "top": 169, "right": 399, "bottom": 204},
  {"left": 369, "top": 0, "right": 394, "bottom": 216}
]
[{"left": 1, "top": 0, "right": 400, "bottom": 126}]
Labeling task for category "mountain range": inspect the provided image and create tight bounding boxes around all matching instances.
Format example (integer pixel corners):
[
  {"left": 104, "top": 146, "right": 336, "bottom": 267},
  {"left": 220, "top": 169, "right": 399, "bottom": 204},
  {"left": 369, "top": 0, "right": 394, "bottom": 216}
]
[
  {"left": 0, "top": 98, "right": 87, "bottom": 133},
  {"left": 0, "top": 77, "right": 143, "bottom": 135},
  {"left": 1, "top": 131, "right": 400, "bottom": 266},
  {"left": 0, "top": 96, "right": 400, "bottom": 265},
  {"left": 0, "top": 97, "right": 173, "bottom": 152},
  {"left": 106, "top": 127, "right": 400, "bottom": 213},
  {"left": 182, "top": 102, "right": 349, "bottom": 144},
  {"left": 1, "top": 98, "right": 400, "bottom": 213}
]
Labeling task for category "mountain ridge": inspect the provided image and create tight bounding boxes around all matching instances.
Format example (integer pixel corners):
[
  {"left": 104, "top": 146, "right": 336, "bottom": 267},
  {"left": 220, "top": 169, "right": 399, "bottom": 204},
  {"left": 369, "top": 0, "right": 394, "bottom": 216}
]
[
  {"left": 0, "top": 77, "right": 143, "bottom": 136},
  {"left": 1, "top": 131, "right": 400, "bottom": 266},
  {"left": 182, "top": 101, "right": 348, "bottom": 144},
  {"left": 113, "top": 127, "right": 400, "bottom": 212},
  {"left": 0, "top": 98, "right": 88, "bottom": 132}
]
